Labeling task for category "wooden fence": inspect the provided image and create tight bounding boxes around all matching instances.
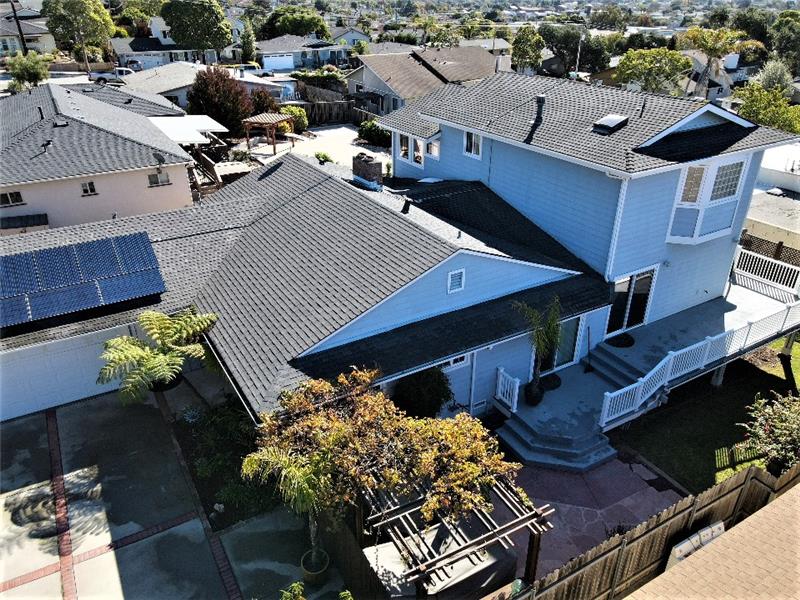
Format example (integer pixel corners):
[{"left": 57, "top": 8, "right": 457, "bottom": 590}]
[
  {"left": 741, "top": 231, "right": 800, "bottom": 267},
  {"left": 485, "top": 462, "right": 800, "bottom": 600},
  {"left": 288, "top": 100, "right": 355, "bottom": 126},
  {"left": 352, "top": 107, "right": 381, "bottom": 126}
]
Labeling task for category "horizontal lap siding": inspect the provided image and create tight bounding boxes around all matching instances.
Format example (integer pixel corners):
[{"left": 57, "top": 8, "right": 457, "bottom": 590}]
[
  {"left": 472, "top": 335, "right": 532, "bottom": 409},
  {"left": 393, "top": 125, "right": 494, "bottom": 181}
]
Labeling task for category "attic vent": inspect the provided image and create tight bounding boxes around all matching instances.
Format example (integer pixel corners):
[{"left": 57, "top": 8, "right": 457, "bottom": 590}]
[
  {"left": 592, "top": 114, "right": 629, "bottom": 135},
  {"left": 82, "top": 87, "right": 94, "bottom": 92},
  {"left": 53, "top": 119, "right": 69, "bottom": 127}
]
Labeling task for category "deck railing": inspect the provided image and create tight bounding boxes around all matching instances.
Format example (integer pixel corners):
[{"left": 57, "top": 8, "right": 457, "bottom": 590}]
[
  {"left": 733, "top": 247, "right": 800, "bottom": 300},
  {"left": 494, "top": 367, "right": 520, "bottom": 415},
  {"left": 600, "top": 300, "right": 800, "bottom": 428}
]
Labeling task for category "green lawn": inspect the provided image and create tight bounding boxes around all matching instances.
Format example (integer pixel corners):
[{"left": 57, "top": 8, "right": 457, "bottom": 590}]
[{"left": 609, "top": 340, "right": 798, "bottom": 494}]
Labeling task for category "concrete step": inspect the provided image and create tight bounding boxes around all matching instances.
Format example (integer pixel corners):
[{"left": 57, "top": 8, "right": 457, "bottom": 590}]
[
  {"left": 592, "top": 345, "right": 646, "bottom": 379},
  {"left": 581, "top": 354, "right": 634, "bottom": 389},
  {"left": 503, "top": 412, "right": 602, "bottom": 448},
  {"left": 499, "top": 423, "right": 617, "bottom": 472}
]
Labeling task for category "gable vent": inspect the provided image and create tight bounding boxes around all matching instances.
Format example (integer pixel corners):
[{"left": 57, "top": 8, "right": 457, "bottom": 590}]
[{"left": 592, "top": 114, "right": 629, "bottom": 135}]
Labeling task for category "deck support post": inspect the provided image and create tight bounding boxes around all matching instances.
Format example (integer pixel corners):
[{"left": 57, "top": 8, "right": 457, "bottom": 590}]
[
  {"left": 523, "top": 531, "right": 542, "bottom": 584},
  {"left": 710, "top": 364, "right": 726, "bottom": 388}
]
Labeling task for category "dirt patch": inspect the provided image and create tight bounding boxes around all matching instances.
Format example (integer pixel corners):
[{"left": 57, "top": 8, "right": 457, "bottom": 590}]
[{"left": 744, "top": 345, "right": 779, "bottom": 371}]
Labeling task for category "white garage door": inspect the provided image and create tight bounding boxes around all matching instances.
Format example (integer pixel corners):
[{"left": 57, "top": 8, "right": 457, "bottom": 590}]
[
  {"left": 0, "top": 326, "right": 128, "bottom": 421},
  {"left": 262, "top": 54, "right": 294, "bottom": 71}
]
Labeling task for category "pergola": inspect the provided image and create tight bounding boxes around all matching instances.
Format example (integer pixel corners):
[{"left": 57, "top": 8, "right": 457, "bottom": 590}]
[{"left": 242, "top": 112, "right": 295, "bottom": 155}]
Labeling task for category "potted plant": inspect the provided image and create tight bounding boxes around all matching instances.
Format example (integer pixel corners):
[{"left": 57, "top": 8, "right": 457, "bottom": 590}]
[
  {"left": 97, "top": 307, "right": 218, "bottom": 403},
  {"left": 314, "top": 151, "right": 333, "bottom": 165},
  {"left": 514, "top": 297, "right": 561, "bottom": 406}
]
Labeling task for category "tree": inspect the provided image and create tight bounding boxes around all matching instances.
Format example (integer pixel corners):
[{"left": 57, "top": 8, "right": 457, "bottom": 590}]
[
  {"left": 280, "top": 105, "right": 308, "bottom": 132},
  {"left": 512, "top": 25, "right": 545, "bottom": 73},
  {"left": 240, "top": 18, "right": 256, "bottom": 63},
  {"left": 770, "top": 11, "right": 800, "bottom": 75},
  {"left": 589, "top": 4, "right": 628, "bottom": 30},
  {"left": 681, "top": 27, "right": 764, "bottom": 98},
  {"left": 515, "top": 297, "right": 561, "bottom": 403},
  {"left": 702, "top": 4, "right": 730, "bottom": 28},
  {"left": 250, "top": 88, "right": 279, "bottom": 114},
  {"left": 97, "top": 308, "right": 218, "bottom": 403},
  {"left": 429, "top": 24, "right": 461, "bottom": 47},
  {"left": 538, "top": 22, "right": 581, "bottom": 73},
  {"left": 124, "top": 0, "right": 164, "bottom": 17},
  {"left": 161, "top": 0, "right": 231, "bottom": 54},
  {"left": 730, "top": 7, "right": 773, "bottom": 46},
  {"left": 41, "top": 0, "right": 114, "bottom": 72},
  {"left": 7, "top": 51, "right": 52, "bottom": 92},
  {"left": 392, "top": 367, "right": 453, "bottom": 417},
  {"left": 313, "top": 0, "right": 329, "bottom": 13},
  {"left": 260, "top": 6, "right": 329, "bottom": 39},
  {"left": 615, "top": 47, "right": 691, "bottom": 92},
  {"left": 459, "top": 19, "right": 484, "bottom": 39},
  {"left": 753, "top": 59, "right": 793, "bottom": 96},
  {"left": 580, "top": 34, "right": 611, "bottom": 73},
  {"left": 740, "top": 392, "right": 800, "bottom": 475},
  {"left": 494, "top": 25, "right": 512, "bottom": 41},
  {"left": 734, "top": 82, "right": 800, "bottom": 134},
  {"left": 187, "top": 67, "right": 253, "bottom": 136},
  {"left": 351, "top": 39, "right": 369, "bottom": 54},
  {"left": 412, "top": 14, "right": 437, "bottom": 43}
]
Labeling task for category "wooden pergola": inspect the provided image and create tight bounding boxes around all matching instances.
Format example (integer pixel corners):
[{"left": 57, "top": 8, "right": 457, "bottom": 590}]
[{"left": 243, "top": 112, "right": 295, "bottom": 155}]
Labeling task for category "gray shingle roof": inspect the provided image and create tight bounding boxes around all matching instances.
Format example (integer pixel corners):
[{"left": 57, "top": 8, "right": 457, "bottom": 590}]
[
  {"left": 121, "top": 61, "right": 205, "bottom": 94},
  {"left": 412, "top": 46, "right": 498, "bottom": 82},
  {"left": 59, "top": 83, "right": 185, "bottom": 117},
  {"left": 195, "top": 154, "right": 457, "bottom": 412},
  {"left": 0, "top": 17, "right": 46, "bottom": 36},
  {"left": 0, "top": 84, "right": 191, "bottom": 186},
  {"left": 363, "top": 41, "right": 420, "bottom": 55},
  {"left": 358, "top": 53, "right": 445, "bottom": 99},
  {"left": 109, "top": 36, "right": 188, "bottom": 54},
  {"left": 254, "top": 34, "right": 343, "bottom": 54},
  {"left": 380, "top": 72, "right": 797, "bottom": 173}
]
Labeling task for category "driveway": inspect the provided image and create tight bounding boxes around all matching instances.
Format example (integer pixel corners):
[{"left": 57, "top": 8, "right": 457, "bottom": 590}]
[{"left": 0, "top": 393, "right": 230, "bottom": 599}]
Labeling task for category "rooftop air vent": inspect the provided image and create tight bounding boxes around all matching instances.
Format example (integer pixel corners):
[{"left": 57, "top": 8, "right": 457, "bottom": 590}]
[
  {"left": 53, "top": 119, "right": 69, "bottom": 127},
  {"left": 592, "top": 114, "right": 629, "bottom": 135}
]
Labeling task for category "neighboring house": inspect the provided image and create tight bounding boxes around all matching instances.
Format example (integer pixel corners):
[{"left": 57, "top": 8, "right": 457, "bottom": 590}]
[
  {"left": 379, "top": 72, "right": 799, "bottom": 469},
  {"left": 331, "top": 26, "right": 370, "bottom": 45},
  {"left": 347, "top": 46, "right": 498, "bottom": 115},
  {"left": 358, "top": 41, "right": 419, "bottom": 55},
  {"left": 0, "top": 8, "right": 54, "bottom": 56},
  {"left": 459, "top": 37, "right": 511, "bottom": 55},
  {"left": 110, "top": 17, "right": 217, "bottom": 71},
  {"left": 681, "top": 49, "right": 735, "bottom": 100},
  {"left": 0, "top": 84, "right": 193, "bottom": 232},
  {"left": 745, "top": 190, "right": 800, "bottom": 251},
  {"left": 255, "top": 34, "right": 349, "bottom": 72},
  {"left": 120, "top": 61, "right": 286, "bottom": 108}
]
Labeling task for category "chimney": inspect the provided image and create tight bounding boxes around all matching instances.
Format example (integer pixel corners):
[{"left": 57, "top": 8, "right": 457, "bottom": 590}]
[
  {"left": 41, "top": 139, "right": 52, "bottom": 153},
  {"left": 37, "top": 106, "right": 44, "bottom": 120}
]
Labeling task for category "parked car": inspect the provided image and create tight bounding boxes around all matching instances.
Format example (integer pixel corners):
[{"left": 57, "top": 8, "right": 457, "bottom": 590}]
[
  {"left": 125, "top": 59, "right": 144, "bottom": 72},
  {"left": 88, "top": 67, "right": 135, "bottom": 84},
  {"left": 226, "top": 62, "right": 264, "bottom": 77}
]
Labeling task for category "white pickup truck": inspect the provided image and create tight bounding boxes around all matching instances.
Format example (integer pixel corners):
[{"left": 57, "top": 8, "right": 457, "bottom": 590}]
[{"left": 88, "top": 67, "right": 135, "bottom": 84}]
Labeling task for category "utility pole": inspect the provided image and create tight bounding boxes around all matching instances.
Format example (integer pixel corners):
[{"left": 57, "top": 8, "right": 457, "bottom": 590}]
[{"left": 10, "top": 1, "right": 29, "bottom": 55}]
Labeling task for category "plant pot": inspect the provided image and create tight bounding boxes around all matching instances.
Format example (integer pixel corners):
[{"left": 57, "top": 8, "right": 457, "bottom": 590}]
[
  {"left": 301, "top": 549, "right": 329, "bottom": 585},
  {"left": 541, "top": 373, "right": 562, "bottom": 392},
  {"left": 524, "top": 382, "right": 544, "bottom": 406},
  {"left": 150, "top": 373, "right": 184, "bottom": 393}
]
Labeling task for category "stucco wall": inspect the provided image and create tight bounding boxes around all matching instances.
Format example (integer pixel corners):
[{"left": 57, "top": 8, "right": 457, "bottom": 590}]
[{"left": 0, "top": 164, "right": 192, "bottom": 229}]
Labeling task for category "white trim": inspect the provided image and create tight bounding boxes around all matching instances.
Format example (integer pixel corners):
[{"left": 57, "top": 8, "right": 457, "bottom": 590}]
[
  {"left": 447, "top": 268, "right": 465, "bottom": 294},
  {"left": 603, "top": 263, "right": 660, "bottom": 338},
  {"left": 468, "top": 350, "right": 478, "bottom": 414},
  {"left": 639, "top": 104, "right": 754, "bottom": 149},
  {"left": 463, "top": 130, "right": 482, "bottom": 160},
  {"left": 397, "top": 133, "right": 424, "bottom": 169},
  {"left": 458, "top": 248, "right": 581, "bottom": 275},
  {"left": 539, "top": 314, "right": 584, "bottom": 376},
  {"left": 440, "top": 353, "right": 470, "bottom": 372},
  {"left": 605, "top": 177, "right": 629, "bottom": 281},
  {"left": 3, "top": 161, "right": 193, "bottom": 188}
]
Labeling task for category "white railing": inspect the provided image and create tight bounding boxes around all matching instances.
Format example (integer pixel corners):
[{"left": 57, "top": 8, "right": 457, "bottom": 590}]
[
  {"left": 600, "top": 300, "right": 800, "bottom": 428},
  {"left": 494, "top": 367, "right": 520, "bottom": 415},
  {"left": 734, "top": 248, "right": 800, "bottom": 299}
]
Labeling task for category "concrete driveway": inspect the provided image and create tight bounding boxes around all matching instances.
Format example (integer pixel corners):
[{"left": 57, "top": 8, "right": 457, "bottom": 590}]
[{"left": 0, "top": 394, "right": 230, "bottom": 599}]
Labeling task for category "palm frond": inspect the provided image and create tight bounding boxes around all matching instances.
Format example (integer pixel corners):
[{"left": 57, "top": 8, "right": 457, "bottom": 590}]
[{"left": 242, "top": 447, "right": 320, "bottom": 516}]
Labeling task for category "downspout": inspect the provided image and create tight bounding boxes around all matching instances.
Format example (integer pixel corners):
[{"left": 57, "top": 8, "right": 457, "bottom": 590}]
[{"left": 605, "top": 176, "right": 629, "bottom": 282}]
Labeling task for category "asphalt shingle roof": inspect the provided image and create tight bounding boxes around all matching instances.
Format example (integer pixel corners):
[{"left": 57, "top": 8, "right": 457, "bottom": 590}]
[
  {"left": 120, "top": 61, "right": 206, "bottom": 94},
  {"left": 412, "top": 46, "right": 499, "bottom": 82},
  {"left": 362, "top": 41, "right": 420, "bottom": 55},
  {"left": 358, "top": 53, "right": 445, "bottom": 99},
  {"left": 110, "top": 36, "right": 188, "bottom": 54},
  {"left": 380, "top": 72, "right": 797, "bottom": 173},
  {"left": 59, "top": 83, "right": 185, "bottom": 117},
  {"left": 0, "top": 84, "right": 191, "bottom": 186}
]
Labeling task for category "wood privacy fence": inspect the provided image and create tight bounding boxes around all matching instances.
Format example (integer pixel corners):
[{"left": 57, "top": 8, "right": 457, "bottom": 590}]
[
  {"left": 741, "top": 231, "right": 800, "bottom": 267},
  {"left": 290, "top": 100, "right": 355, "bottom": 126},
  {"left": 352, "top": 107, "right": 381, "bottom": 125},
  {"left": 486, "top": 462, "right": 800, "bottom": 600}
]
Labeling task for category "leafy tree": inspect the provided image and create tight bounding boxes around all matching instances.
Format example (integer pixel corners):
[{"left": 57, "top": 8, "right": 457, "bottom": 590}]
[
  {"left": 580, "top": 34, "right": 611, "bottom": 73},
  {"left": 615, "top": 47, "right": 692, "bottom": 92},
  {"left": 356, "top": 15, "right": 371, "bottom": 33},
  {"left": 538, "top": 22, "right": 581, "bottom": 72},
  {"left": 124, "top": 0, "right": 164, "bottom": 17},
  {"left": 391, "top": 32, "right": 418, "bottom": 44},
  {"left": 740, "top": 392, "right": 800, "bottom": 475},
  {"left": 494, "top": 25, "right": 512, "bottom": 41},
  {"left": 412, "top": 14, "right": 437, "bottom": 43},
  {"left": 459, "top": 19, "right": 484, "bottom": 39},
  {"left": 351, "top": 39, "right": 369, "bottom": 54},
  {"left": 118, "top": 6, "right": 150, "bottom": 37},
  {"left": 392, "top": 367, "right": 453, "bottom": 417},
  {"left": 589, "top": 4, "right": 629, "bottom": 30},
  {"left": 313, "top": 0, "right": 329, "bottom": 13},
  {"left": 250, "top": 88, "right": 279, "bottom": 114},
  {"left": 753, "top": 59, "right": 794, "bottom": 96},
  {"left": 277, "top": 105, "right": 308, "bottom": 132},
  {"left": 97, "top": 308, "right": 218, "bottom": 403},
  {"left": 681, "top": 27, "right": 764, "bottom": 98},
  {"left": 260, "top": 6, "right": 329, "bottom": 39},
  {"left": 335, "top": 15, "right": 345, "bottom": 27},
  {"left": 702, "top": 4, "right": 730, "bottom": 28},
  {"left": 770, "top": 11, "right": 800, "bottom": 75},
  {"left": 161, "top": 0, "right": 232, "bottom": 53},
  {"left": 7, "top": 51, "right": 52, "bottom": 91},
  {"left": 512, "top": 25, "right": 545, "bottom": 72},
  {"left": 731, "top": 7, "right": 774, "bottom": 46},
  {"left": 187, "top": 67, "right": 253, "bottom": 136},
  {"left": 734, "top": 82, "right": 800, "bottom": 134},
  {"left": 41, "top": 0, "right": 114, "bottom": 71},
  {"left": 515, "top": 297, "right": 561, "bottom": 402},
  {"left": 240, "top": 18, "right": 256, "bottom": 63}
]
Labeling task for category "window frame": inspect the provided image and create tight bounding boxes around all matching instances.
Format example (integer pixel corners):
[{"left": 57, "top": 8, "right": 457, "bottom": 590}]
[
  {"left": 0, "top": 191, "right": 24, "bottom": 207},
  {"left": 463, "top": 130, "right": 482, "bottom": 160},
  {"left": 538, "top": 314, "right": 585, "bottom": 376},
  {"left": 147, "top": 172, "right": 171, "bottom": 187},
  {"left": 81, "top": 181, "right": 97, "bottom": 196},
  {"left": 440, "top": 353, "right": 470, "bottom": 373},
  {"left": 425, "top": 138, "right": 440, "bottom": 160},
  {"left": 447, "top": 268, "right": 465, "bottom": 294},
  {"left": 397, "top": 133, "right": 424, "bottom": 169}
]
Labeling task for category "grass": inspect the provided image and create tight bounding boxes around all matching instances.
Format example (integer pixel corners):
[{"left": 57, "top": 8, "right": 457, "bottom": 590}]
[{"left": 609, "top": 341, "right": 798, "bottom": 494}]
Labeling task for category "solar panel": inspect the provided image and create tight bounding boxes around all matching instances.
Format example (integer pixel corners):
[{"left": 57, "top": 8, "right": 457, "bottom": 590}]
[
  {"left": 0, "top": 252, "right": 39, "bottom": 298},
  {"left": 114, "top": 233, "right": 158, "bottom": 273},
  {"left": 98, "top": 270, "right": 166, "bottom": 304},
  {"left": 37, "top": 245, "right": 81, "bottom": 289},
  {"left": 0, "top": 295, "right": 31, "bottom": 327},
  {"left": 75, "top": 239, "right": 121, "bottom": 279},
  {"left": 28, "top": 282, "right": 102, "bottom": 321}
]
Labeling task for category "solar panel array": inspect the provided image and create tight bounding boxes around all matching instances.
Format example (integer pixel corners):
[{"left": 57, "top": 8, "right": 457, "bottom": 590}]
[{"left": 0, "top": 232, "right": 166, "bottom": 328}]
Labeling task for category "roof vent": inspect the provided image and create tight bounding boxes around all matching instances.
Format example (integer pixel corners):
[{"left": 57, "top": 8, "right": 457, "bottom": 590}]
[
  {"left": 53, "top": 119, "right": 69, "bottom": 127},
  {"left": 592, "top": 114, "right": 629, "bottom": 135}
]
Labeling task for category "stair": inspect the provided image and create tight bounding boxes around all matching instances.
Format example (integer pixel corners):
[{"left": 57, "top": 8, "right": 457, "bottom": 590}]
[{"left": 582, "top": 344, "right": 645, "bottom": 389}]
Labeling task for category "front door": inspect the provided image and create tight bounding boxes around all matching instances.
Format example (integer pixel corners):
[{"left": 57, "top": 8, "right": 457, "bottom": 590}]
[{"left": 606, "top": 269, "right": 655, "bottom": 336}]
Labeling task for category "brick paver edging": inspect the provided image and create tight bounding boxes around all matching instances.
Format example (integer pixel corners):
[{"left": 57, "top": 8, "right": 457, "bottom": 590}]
[
  {"left": 0, "top": 563, "right": 61, "bottom": 593},
  {"left": 46, "top": 409, "right": 78, "bottom": 600}
]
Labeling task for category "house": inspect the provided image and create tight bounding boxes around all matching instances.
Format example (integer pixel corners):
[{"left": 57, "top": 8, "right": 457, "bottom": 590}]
[
  {"left": 120, "top": 61, "right": 287, "bottom": 108},
  {"left": 459, "top": 37, "right": 511, "bottom": 55},
  {"left": 0, "top": 7, "right": 54, "bottom": 56},
  {"left": 255, "top": 34, "right": 349, "bottom": 72},
  {"left": 0, "top": 84, "right": 193, "bottom": 232},
  {"left": 331, "top": 25, "right": 370, "bottom": 45},
  {"left": 110, "top": 17, "right": 217, "bottom": 71},
  {"left": 681, "top": 49, "right": 736, "bottom": 100},
  {"left": 347, "top": 46, "right": 499, "bottom": 115},
  {"left": 379, "top": 72, "right": 799, "bottom": 468}
]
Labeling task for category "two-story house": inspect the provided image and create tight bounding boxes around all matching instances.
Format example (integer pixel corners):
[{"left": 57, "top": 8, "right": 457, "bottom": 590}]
[{"left": 110, "top": 17, "right": 217, "bottom": 71}]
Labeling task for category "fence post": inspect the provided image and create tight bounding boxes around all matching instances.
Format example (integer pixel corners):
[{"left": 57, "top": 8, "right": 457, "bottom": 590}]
[
  {"left": 742, "top": 322, "right": 754, "bottom": 350},
  {"left": 730, "top": 466, "right": 756, "bottom": 525},
  {"left": 700, "top": 336, "right": 713, "bottom": 367},
  {"left": 600, "top": 392, "right": 610, "bottom": 426},
  {"left": 687, "top": 495, "right": 700, "bottom": 530},
  {"left": 607, "top": 537, "right": 629, "bottom": 600},
  {"left": 665, "top": 351, "right": 676, "bottom": 381},
  {"left": 496, "top": 367, "right": 504, "bottom": 401},
  {"left": 774, "top": 240, "right": 784, "bottom": 261},
  {"left": 523, "top": 530, "right": 542, "bottom": 584}
]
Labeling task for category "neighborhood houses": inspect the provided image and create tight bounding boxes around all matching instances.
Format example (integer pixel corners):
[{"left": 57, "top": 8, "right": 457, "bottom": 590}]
[{"left": 1, "top": 0, "right": 800, "bottom": 597}]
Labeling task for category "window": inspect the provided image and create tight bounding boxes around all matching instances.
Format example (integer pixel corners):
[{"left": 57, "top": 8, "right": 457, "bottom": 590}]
[
  {"left": 441, "top": 354, "right": 470, "bottom": 372},
  {"left": 413, "top": 138, "right": 423, "bottom": 165},
  {"left": 540, "top": 316, "right": 581, "bottom": 373},
  {"left": 680, "top": 166, "right": 704, "bottom": 203},
  {"left": 398, "top": 134, "right": 424, "bottom": 167},
  {"left": 81, "top": 181, "right": 97, "bottom": 196},
  {"left": 354, "top": 83, "right": 363, "bottom": 93},
  {"left": 464, "top": 131, "right": 481, "bottom": 158},
  {"left": 392, "top": 97, "right": 400, "bottom": 111},
  {"left": 710, "top": 161, "right": 744, "bottom": 201},
  {"left": 399, "top": 134, "right": 409, "bottom": 160},
  {"left": 148, "top": 172, "right": 170, "bottom": 187},
  {"left": 425, "top": 139, "right": 440, "bottom": 159},
  {"left": 606, "top": 269, "right": 655, "bottom": 335},
  {"left": 0, "top": 191, "right": 23, "bottom": 206},
  {"left": 447, "top": 269, "right": 465, "bottom": 293}
]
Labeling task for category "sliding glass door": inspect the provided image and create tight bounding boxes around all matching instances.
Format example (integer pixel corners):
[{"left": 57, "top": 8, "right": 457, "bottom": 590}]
[
  {"left": 540, "top": 316, "right": 581, "bottom": 373},
  {"left": 606, "top": 269, "right": 655, "bottom": 336}
]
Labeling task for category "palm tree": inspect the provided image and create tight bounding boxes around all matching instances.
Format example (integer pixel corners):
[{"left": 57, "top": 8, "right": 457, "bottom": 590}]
[
  {"left": 682, "top": 27, "right": 764, "bottom": 98},
  {"left": 97, "top": 308, "right": 218, "bottom": 403},
  {"left": 514, "top": 297, "right": 561, "bottom": 404}
]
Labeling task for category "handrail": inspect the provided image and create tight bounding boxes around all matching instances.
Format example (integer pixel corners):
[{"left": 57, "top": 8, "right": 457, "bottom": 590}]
[
  {"left": 734, "top": 248, "right": 800, "bottom": 295},
  {"left": 600, "top": 300, "right": 800, "bottom": 428},
  {"left": 494, "top": 367, "right": 520, "bottom": 415}
]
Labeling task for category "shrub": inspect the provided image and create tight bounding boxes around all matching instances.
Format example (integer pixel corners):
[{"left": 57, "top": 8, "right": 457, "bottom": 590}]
[
  {"left": 187, "top": 66, "right": 253, "bottom": 136},
  {"left": 314, "top": 151, "right": 332, "bottom": 163},
  {"left": 73, "top": 44, "right": 103, "bottom": 63},
  {"left": 391, "top": 367, "right": 453, "bottom": 418},
  {"left": 279, "top": 105, "right": 308, "bottom": 132},
  {"left": 112, "top": 25, "right": 129, "bottom": 37},
  {"left": 358, "top": 119, "right": 391, "bottom": 147},
  {"left": 740, "top": 392, "right": 800, "bottom": 475},
  {"left": 250, "top": 88, "right": 279, "bottom": 115}
]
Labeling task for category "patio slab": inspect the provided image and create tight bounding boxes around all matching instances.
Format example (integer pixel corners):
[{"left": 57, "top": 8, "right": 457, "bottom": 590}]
[
  {"left": 0, "top": 413, "right": 51, "bottom": 495},
  {"left": 0, "top": 482, "right": 58, "bottom": 581},
  {"left": 55, "top": 393, "right": 195, "bottom": 552},
  {"left": 73, "top": 518, "right": 226, "bottom": 599}
]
